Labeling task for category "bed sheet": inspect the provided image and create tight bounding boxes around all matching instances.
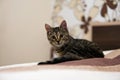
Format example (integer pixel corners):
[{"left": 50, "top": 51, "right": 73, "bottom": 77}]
[
  {"left": 0, "top": 69, "right": 120, "bottom": 80},
  {"left": 0, "top": 49, "right": 120, "bottom": 80}
]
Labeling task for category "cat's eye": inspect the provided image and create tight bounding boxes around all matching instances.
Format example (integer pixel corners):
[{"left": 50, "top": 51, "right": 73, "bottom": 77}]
[
  {"left": 60, "top": 35, "right": 63, "bottom": 38},
  {"left": 52, "top": 36, "right": 55, "bottom": 39}
]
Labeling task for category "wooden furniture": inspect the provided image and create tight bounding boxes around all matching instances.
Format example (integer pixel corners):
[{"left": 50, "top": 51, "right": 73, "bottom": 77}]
[{"left": 91, "top": 22, "right": 120, "bottom": 50}]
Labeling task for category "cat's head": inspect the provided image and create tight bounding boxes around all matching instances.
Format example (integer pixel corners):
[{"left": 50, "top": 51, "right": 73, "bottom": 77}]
[{"left": 45, "top": 20, "right": 70, "bottom": 47}]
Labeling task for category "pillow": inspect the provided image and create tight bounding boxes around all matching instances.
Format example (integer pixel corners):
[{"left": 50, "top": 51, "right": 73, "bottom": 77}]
[{"left": 105, "top": 49, "right": 120, "bottom": 59}]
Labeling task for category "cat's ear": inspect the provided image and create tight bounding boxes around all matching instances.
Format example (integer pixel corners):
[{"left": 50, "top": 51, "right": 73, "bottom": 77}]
[
  {"left": 60, "top": 20, "right": 67, "bottom": 30},
  {"left": 45, "top": 24, "right": 51, "bottom": 32}
]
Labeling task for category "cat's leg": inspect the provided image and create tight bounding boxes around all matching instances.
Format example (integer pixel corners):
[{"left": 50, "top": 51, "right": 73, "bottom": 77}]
[
  {"left": 37, "top": 56, "right": 72, "bottom": 65},
  {"left": 37, "top": 60, "right": 55, "bottom": 65},
  {"left": 37, "top": 57, "right": 68, "bottom": 65},
  {"left": 37, "top": 53, "right": 80, "bottom": 65}
]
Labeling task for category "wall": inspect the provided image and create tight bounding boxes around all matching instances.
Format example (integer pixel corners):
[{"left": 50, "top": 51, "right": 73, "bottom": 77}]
[{"left": 0, "top": 0, "right": 52, "bottom": 66}]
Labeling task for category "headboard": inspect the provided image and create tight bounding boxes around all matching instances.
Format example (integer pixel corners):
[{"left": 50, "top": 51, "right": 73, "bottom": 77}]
[{"left": 91, "top": 22, "right": 120, "bottom": 50}]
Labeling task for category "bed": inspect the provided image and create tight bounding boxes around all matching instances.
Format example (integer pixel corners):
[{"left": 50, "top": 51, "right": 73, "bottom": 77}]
[
  {"left": 0, "top": 49, "right": 120, "bottom": 80},
  {"left": 0, "top": 22, "right": 120, "bottom": 80}
]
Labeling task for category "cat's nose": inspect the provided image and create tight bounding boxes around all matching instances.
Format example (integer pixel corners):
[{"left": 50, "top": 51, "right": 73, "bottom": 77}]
[{"left": 57, "top": 41, "right": 60, "bottom": 44}]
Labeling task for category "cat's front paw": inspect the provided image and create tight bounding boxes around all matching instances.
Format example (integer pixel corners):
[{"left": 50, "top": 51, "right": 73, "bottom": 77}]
[
  {"left": 37, "top": 62, "right": 48, "bottom": 65},
  {"left": 37, "top": 61, "right": 53, "bottom": 65}
]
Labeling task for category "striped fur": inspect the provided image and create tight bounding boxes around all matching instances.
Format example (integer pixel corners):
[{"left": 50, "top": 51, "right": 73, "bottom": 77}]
[{"left": 38, "top": 20, "right": 104, "bottom": 65}]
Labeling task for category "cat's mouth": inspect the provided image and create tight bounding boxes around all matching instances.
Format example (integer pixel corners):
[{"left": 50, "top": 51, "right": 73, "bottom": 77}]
[
  {"left": 52, "top": 42, "right": 64, "bottom": 47},
  {"left": 55, "top": 45, "right": 62, "bottom": 47},
  {"left": 55, "top": 43, "right": 63, "bottom": 47}
]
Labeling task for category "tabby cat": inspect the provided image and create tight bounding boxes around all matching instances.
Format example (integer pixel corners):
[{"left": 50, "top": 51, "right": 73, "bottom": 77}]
[{"left": 38, "top": 20, "right": 104, "bottom": 65}]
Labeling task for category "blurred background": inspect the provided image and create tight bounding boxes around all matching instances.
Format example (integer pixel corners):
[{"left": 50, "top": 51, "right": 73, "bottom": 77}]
[
  {"left": 0, "top": 0, "right": 120, "bottom": 66},
  {"left": 0, "top": 0, "right": 52, "bottom": 66}
]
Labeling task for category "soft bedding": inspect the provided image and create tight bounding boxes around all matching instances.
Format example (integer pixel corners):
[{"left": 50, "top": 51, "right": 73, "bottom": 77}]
[{"left": 0, "top": 49, "right": 120, "bottom": 80}]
